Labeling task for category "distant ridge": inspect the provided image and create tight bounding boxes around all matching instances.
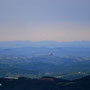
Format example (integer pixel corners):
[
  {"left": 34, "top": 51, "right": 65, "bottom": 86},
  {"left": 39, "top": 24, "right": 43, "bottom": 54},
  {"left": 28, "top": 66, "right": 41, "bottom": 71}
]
[{"left": 0, "top": 41, "right": 90, "bottom": 48}]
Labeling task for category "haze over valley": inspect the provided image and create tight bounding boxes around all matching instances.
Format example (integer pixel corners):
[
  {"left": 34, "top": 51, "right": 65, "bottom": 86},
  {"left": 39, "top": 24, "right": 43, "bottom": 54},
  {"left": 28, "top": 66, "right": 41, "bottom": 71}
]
[{"left": 0, "top": 41, "right": 90, "bottom": 80}]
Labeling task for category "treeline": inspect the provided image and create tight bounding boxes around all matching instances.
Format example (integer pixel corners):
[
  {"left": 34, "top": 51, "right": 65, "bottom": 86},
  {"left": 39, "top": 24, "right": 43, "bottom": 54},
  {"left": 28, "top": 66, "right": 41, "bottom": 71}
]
[{"left": 0, "top": 76, "right": 90, "bottom": 90}]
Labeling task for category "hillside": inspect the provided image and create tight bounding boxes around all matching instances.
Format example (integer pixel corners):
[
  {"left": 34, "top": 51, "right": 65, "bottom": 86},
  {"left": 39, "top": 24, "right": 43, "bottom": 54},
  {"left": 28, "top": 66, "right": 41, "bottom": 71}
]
[
  {"left": 0, "top": 76, "right": 90, "bottom": 90},
  {"left": 0, "top": 55, "right": 90, "bottom": 80}
]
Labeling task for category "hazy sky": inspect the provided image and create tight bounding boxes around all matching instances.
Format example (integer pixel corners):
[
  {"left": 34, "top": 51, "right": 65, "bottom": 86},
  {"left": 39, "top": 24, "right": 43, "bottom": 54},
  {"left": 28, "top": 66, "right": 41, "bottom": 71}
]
[{"left": 0, "top": 0, "right": 90, "bottom": 41}]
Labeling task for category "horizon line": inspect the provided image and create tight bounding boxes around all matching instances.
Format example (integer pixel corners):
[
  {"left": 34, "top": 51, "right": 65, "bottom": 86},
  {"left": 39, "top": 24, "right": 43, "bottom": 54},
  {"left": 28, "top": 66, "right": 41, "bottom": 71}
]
[{"left": 0, "top": 40, "right": 90, "bottom": 42}]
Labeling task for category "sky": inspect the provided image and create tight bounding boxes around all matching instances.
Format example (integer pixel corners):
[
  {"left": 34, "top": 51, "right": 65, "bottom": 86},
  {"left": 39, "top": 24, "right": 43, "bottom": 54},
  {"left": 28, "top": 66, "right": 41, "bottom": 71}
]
[{"left": 0, "top": 0, "right": 90, "bottom": 41}]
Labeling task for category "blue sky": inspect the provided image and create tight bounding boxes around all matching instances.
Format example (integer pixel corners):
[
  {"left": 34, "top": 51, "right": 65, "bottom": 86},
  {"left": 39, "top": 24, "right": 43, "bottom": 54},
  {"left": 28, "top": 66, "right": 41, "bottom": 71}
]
[{"left": 0, "top": 0, "right": 90, "bottom": 41}]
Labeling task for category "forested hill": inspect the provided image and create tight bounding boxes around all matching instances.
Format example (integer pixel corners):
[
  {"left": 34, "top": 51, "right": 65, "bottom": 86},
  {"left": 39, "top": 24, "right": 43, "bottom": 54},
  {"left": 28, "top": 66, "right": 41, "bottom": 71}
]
[{"left": 0, "top": 76, "right": 90, "bottom": 90}]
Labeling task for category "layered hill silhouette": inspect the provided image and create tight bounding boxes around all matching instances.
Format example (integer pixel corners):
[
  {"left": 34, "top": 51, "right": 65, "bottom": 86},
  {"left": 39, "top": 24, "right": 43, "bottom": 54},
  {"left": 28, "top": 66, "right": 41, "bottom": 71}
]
[{"left": 0, "top": 76, "right": 90, "bottom": 90}]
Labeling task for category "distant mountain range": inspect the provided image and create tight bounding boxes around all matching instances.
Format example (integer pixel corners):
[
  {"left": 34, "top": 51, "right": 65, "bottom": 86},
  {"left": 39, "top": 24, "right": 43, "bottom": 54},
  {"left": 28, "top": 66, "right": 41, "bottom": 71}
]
[{"left": 0, "top": 41, "right": 90, "bottom": 47}]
